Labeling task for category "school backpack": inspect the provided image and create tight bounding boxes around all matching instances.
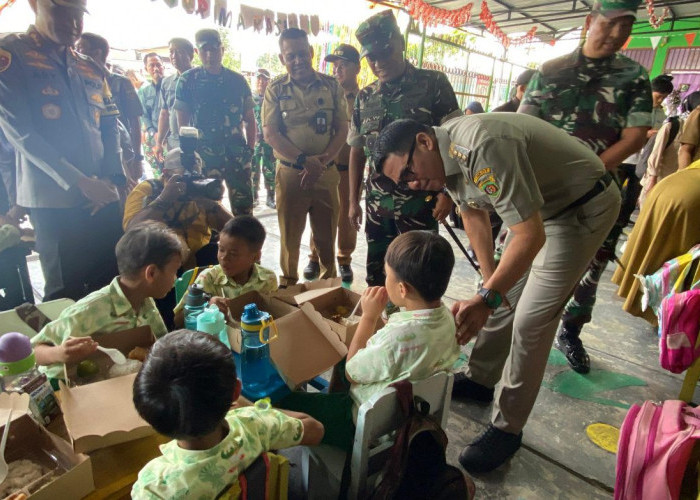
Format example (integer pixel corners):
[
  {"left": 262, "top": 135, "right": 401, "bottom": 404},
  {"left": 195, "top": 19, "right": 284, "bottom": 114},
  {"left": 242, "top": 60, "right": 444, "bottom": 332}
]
[
  {"left": 659, "top": 289, "right": 700, "bottom": 374},
  {"left": 635, "top": 116, "right": 681, "bottom": 178},
  {"left": 368, "top": 380, "right": 475, "bottom": 500},
  {"left": 615, "top": 400, "right": 700, "bottom": 500}
]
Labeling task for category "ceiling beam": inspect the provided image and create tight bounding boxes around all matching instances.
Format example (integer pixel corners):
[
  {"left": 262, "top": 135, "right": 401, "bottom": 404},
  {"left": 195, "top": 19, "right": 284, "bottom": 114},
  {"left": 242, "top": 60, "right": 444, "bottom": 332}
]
[{"left": 487, "top": 0, "right": 559, "bottom": 32}]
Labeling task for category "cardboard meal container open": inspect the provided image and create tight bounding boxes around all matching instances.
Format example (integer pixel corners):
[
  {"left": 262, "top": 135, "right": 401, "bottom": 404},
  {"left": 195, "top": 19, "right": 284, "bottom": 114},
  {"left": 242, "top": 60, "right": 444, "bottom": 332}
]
[
  {"left": 272, "top": 277, "right": 342, "bottom": 305},
  {"left": 59, "top": 326, "right": 156, "bottom": 453},
  {"left": 225, "top": 291, "right": 348, "bottom": 389},
  {"left": 0, "top": 393, "right": 95, "bottom": 500},
  {"left": 290, "top": 286, "right": 384, "bottom": 347}
]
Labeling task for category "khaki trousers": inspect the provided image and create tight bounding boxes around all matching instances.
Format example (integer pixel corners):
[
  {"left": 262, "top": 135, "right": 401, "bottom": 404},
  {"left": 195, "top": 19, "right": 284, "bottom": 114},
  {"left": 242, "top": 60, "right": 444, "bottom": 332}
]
[
  {"left": 276, "top": 163, "right": 340, "bottom": 286},
  {"left": 465, "top": 183, "right": 620, "bottom": 434},
  {"left": 309, "top": 168, "right": 357, "bottom": 266}
]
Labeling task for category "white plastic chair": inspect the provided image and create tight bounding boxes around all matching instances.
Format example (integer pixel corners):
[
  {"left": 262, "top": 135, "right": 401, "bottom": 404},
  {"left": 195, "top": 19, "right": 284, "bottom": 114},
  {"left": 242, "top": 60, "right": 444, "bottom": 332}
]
[
  {"left": 0, "top": 298, "right": 75, "bottom": 337},
  {"left": 302, "top": 371, "right": 454, "bottom": 499}
]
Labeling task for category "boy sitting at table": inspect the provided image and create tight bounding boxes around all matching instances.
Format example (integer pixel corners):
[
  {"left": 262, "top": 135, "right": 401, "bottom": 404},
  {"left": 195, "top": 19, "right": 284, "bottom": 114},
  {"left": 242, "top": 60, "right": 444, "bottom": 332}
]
[
  {"left": 174, "top": 215, "right": 277, "bottom": 326},
  {"left": 32, "top": 222, "right": 184, "bottom": 383},
  {"left": 131, "top": 330, "right": 324, "bottom": 499},
  {"left": 277, "top": 230, "right": 460, "bottom": 451}
]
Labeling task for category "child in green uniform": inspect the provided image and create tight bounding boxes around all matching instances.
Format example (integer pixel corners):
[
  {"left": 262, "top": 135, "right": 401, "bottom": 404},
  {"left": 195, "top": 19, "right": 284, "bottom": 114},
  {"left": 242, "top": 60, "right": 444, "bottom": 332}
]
[
  {"left": 173, "top": 215, "right": 277, "bottom": 326},
  {"left": 278, "top": 231, "right": 460, "bottom": 450},
  {"left": 32, "top": 222, "right": 184, "bottom": 382},
  {"left": 131, "top": 330, "right": 324, "bottom": 499}
]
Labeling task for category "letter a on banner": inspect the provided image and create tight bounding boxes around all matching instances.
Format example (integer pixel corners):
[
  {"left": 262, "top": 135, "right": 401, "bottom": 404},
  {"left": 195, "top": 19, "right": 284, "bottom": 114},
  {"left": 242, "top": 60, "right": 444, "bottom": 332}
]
[{"left": 650, "top": 36, "right": 661, "bottom": 49}]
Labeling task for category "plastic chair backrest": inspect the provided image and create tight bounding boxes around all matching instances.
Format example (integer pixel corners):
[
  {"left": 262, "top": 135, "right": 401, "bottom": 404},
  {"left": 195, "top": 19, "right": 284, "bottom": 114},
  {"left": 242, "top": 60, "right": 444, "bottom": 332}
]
[
  {"left": 348, "top": 372, "right": 454, "bottom": 499},
  {"left": 0, "top": 299, "right": 75, "bottom": 338},
  {"left": 174, "top": 267, "right": 211, "bottom": 304}
]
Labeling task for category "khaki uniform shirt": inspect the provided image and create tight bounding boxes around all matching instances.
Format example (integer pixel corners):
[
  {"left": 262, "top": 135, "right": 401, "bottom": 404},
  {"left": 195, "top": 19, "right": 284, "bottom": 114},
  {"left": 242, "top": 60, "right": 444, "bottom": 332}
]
[
  {"left": 31, "top": 277, "right": 167, "bottom": 380},
  {"left": 173, "top": 263, "right": 278, "bottom": 313},
  {"left": 336, "top": 87, "right": 359, "bottom": 167},
  {"left": 440, "top": 114, "right": 606, "bottom": 227},
  {"left": 262, "top": 72, "right": 347, "bottom": 162},
  {"left": 680, "top": 108, "right": 700, "bottom": 164}
]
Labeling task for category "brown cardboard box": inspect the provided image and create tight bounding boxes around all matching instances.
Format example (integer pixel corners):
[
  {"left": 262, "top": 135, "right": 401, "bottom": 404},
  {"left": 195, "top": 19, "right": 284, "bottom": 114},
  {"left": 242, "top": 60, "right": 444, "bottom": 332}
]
[
  {"left": 0, "top": 393, "right": 95, "bottom": 500},
  {"left": 291, "top": 286, "right": 383, "bottom": 347},
  {"left": 272, "top": 278, "right": 342, "bottom": 305},
  {"left": 225, "top": 292, "right": 348, "bottom": 389},
  {"left": 59, "top": 326, "right": 156, "bottom": 453}
]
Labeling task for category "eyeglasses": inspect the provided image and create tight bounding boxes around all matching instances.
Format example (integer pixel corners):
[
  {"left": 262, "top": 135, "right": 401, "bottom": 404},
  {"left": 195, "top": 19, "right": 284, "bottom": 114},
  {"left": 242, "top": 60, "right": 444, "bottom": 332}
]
[{"left": 396, "top": 138, "right": 417, "bottom": 190}]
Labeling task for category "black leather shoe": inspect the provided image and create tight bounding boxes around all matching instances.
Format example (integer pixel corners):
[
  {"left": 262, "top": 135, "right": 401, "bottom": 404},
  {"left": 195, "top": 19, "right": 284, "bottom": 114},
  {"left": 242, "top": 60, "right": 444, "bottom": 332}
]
[
  {"left": 555, "top": 326, "right": 591, "bottom": 374},
  {"left": 266, "top": 190, "right": 276, "bottom": 209},
  {"left": 459, "top": 424, "right": 522, "bottom": 473},
  {"left": 452, "top": 372, "right": 494, "bottom": 403},
  {"left": 303, "top": 261, "right": 320, "bottom": 280},
  {"left": 339, "top": 265, "right": 353, "bottom": 283}
]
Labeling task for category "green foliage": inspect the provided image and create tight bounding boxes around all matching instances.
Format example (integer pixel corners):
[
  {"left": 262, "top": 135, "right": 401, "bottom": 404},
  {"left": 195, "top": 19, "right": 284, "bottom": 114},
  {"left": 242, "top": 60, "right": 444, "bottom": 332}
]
[{"left": 255, "top": 52, "right": 285, "bottom": 78}]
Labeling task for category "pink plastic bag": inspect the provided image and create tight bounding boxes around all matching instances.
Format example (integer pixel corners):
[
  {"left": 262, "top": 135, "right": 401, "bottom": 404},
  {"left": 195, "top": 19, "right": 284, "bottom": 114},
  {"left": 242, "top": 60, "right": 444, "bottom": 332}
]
[
  {"left": 615, "top": 400, "right": 700, "bottom": 500},
  {"left": 659, "top": 290, "right": 700, "bottom": 374}
]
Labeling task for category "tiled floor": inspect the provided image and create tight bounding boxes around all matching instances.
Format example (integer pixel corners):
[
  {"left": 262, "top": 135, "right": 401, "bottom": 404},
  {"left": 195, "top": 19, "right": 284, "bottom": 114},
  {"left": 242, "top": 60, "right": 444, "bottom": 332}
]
[{"left": 24, "top": 193, "right": 696, "bottom": 498}]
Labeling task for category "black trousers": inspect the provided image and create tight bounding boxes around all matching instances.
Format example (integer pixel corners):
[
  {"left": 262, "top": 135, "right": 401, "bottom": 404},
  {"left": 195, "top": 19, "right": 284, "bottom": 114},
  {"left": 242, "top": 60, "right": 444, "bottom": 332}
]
[{"left": 31, "top": 203, "right": 123, "bottom": 301}]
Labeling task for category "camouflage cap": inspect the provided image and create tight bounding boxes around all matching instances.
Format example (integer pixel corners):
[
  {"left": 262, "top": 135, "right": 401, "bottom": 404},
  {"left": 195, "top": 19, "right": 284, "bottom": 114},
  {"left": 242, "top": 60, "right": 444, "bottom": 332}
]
[
  {"left": 256, "top": 68, "right": 271, "bottom": 80},
  {"left": 195, "top": 29, "right": 221, "bottom": 49},
  {"left": 50, "top": 0, "right": 88, "bottom": 13},
  {"left": 591, "top": 0, "right": 642, "bottom": 19},
  {"left": 355, "top": 10, "right": 401, "bottom": 59},
  {"left": 325, "top": 44, "right": 360, "bottom": 64}
]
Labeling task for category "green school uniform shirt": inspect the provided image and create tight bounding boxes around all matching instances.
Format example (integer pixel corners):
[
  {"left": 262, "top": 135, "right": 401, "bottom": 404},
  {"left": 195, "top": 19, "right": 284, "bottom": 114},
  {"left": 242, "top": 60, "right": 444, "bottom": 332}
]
[
  {"left": 131, "top": 406, "right": 303, "bottom": 500},
  {"left": 31, "top": 276, "right": 167, "bottom": 380}
]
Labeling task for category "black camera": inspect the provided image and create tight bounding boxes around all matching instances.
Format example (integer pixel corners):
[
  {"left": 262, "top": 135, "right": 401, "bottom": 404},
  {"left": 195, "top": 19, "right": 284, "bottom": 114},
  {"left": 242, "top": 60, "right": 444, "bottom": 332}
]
[{"left": 178, "top": 126, "right": 224, "bottom": 200}]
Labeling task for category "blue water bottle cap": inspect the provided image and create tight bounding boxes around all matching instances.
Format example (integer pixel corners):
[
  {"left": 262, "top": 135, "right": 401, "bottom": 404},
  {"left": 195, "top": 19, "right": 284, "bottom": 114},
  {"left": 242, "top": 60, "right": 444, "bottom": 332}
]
[
  {"left": 185, "top": 284, "right": 210, "bottom": 307},
  {"left": 241, "top": 303, "right": 263, "bottom": 324}
]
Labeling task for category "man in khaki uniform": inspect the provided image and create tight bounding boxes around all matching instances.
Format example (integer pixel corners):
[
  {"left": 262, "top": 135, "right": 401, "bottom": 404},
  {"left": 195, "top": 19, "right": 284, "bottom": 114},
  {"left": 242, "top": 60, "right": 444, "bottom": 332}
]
[
  {"left": 304, "top": 44, "right": 360, "bottom": 283},
  {"left": 372, "top": 114, "right": 620, "bottom": 472},
  {"left": 263, "top": 28, "right": 348, "bottom": 286}
]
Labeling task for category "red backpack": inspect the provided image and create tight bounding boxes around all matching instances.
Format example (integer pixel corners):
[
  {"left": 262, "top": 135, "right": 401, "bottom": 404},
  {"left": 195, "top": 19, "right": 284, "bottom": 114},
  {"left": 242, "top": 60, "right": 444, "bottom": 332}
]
[{"left": 615, "top": 400, "right": 700, "bottom": 500}]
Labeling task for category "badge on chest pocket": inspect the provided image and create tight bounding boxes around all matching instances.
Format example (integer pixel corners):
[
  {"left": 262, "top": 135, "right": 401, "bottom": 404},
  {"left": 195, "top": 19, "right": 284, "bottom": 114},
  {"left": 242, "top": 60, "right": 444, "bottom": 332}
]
[{"left": 314, "top": 110, "right": 328, "bottom": 134}]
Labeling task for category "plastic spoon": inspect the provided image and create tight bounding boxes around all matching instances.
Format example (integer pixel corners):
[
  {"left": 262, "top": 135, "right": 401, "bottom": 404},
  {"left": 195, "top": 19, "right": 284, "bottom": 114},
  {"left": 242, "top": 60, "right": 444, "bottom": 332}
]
[
  {"left": 96, "top": 346, "right": 127, "bottom": 365},
  {"left": 0, "top": 408, "right": 14, "bottom": 483}
]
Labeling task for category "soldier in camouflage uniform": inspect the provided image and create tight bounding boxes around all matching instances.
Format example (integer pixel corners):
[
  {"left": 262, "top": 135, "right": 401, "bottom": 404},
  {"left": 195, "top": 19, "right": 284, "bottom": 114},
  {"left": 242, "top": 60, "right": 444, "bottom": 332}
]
[
  {"left": 518, "top": 0, "right": 651, "bottom": 374},
  {"left": 175, "top": 29, "right": 256, "bottom": 216},
  {"left": 348, "top": 10, "right": 461, "bottom": 287},
  {"left": 251, "top": 69, "right": 276, "bottom": 209}
]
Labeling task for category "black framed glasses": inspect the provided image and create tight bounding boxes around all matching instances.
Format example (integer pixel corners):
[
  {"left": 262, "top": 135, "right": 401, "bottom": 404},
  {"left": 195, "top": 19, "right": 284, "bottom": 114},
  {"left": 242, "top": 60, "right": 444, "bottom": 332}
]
[{"left": 396, "top": 138, "right": 417, "bottom": 190}]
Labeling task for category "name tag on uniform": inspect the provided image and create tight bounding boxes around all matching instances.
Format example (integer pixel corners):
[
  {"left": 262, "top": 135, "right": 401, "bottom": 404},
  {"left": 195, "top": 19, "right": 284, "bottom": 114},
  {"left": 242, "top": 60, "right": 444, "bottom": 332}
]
[{"left": 278, "top": 95, "right": 291, "bottom": 101}]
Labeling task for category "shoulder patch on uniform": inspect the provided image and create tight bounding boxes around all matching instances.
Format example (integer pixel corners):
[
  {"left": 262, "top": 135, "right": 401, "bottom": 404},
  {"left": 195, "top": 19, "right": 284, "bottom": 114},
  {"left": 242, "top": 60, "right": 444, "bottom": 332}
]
[
  {"left": 0, "top": 49, "right": 12, "bottom": 73},
  {"left": 448, "top": 142, "right": 470, "bottom": 162},
  {"left": 478, "top": 174, "right": 500, "bottom": 197},
  {"left": 473, "top": 167, "right": 491, "bottom": 183}
]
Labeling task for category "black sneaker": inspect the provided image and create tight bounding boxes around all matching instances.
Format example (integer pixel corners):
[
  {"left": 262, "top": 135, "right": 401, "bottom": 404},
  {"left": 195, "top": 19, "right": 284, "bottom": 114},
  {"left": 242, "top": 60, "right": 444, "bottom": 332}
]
[
  {"left": 452, "top": 372, "right": 494, "bottom": 403},
  {"left": 555, "top": 326, "right": 590, "bottom": 374},
  {"left": 339, "top": 264, "right": 353, "bottom": 283},
  {"left": 303, "top": 261, "right": 320, "bottom": 281},
  {"left": 458, "top": 424, "right": 522, "bottom": 473}
]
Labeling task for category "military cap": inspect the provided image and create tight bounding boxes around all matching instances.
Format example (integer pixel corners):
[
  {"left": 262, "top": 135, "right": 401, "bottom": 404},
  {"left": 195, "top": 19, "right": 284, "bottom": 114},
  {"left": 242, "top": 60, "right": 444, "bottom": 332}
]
[
  {"left": 591, "top": 0, "right": 642, "bottom": 19},
  {"left": 325, "top": 44, "right": 360, "bottom": 64},
  {"left": 355, "top": 10, "right": 401, "bottom": 58},
  {"left": 50, "top": 0, "right": 88, "bottom": 12},
  {"left": 256, "top": 68, "right": 271, "bottom": 80},
  {"left": 195, "top": 29, "right": 221, "bottom": 49}
]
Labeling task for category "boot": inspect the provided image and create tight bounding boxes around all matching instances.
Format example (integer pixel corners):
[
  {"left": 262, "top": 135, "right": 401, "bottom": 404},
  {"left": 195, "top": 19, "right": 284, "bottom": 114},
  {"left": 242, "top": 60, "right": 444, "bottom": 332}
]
[{"left": 266, "top": 188, "right": 276, "bottom": 209}]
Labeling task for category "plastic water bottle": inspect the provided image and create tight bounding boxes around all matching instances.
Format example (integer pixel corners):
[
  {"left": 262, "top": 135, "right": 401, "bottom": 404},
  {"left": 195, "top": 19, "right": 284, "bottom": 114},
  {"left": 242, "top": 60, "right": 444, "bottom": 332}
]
[
  {"left": 240, "top": 304, "right": 279, "bottom": 400},
  {"left": 196, "top": 304, "right": 230, "bottom": 348},
  {"left": 0, "top": 332, "right": 60, "bottom": 425},
  {"left": 184, "top": 283, "right": 210, "bottom": 330}
]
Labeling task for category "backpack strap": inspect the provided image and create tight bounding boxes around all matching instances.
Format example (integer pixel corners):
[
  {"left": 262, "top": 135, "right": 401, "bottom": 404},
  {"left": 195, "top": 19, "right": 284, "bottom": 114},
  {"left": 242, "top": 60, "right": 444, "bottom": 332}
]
[{"left": 666, "top": 117, "right": 680, "bottom": 150}]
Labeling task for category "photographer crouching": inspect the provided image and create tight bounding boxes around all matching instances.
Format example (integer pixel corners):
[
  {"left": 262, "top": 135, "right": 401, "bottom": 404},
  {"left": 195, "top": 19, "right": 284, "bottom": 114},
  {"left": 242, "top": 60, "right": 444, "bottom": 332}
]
[{"left": 123, "top": 127, "right": 233, "bottom": 327}]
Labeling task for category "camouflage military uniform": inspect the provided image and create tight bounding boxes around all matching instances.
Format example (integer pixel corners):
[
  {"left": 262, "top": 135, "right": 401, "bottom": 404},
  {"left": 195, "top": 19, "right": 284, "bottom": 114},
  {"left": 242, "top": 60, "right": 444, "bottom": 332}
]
[
  {"left": 348, "top": 62, "right": 460, "bottom": 285},
  {"left": 519, "top": 47, "right": 652, "bottom": 338},
  {"left": 251, "top": 93, "right": 275, "bottom": 195},
  {"left": 138, "top": 81, "right": 163, "bottom": 177},
  {"left": 174, "top": 66, "right": 255, "bottom": 215}
]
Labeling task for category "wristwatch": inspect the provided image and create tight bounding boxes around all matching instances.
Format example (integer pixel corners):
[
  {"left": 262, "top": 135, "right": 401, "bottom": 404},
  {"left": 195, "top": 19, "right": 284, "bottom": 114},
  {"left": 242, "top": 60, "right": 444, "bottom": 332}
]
[
  {"left": 477, "top": 287, "right": 503, "bottom": 310},
  {"left": 294, "top": 153, "right": 307, "bottom": 167}
]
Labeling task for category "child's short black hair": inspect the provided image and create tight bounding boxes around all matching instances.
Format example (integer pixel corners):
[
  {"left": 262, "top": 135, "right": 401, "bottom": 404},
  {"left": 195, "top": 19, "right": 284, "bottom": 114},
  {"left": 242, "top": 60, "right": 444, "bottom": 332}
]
[
  {"left": 116, "top": 222, "right": 184, "bottom": 278},
  {"left": 385, "top": 231, "right": 454, "bottom": 302},
  {"left": 220, "top": 215, "right": 266, "bottom": 252},
  {"left": 133, "top": 330, "right": 237, "bottom": 439}
]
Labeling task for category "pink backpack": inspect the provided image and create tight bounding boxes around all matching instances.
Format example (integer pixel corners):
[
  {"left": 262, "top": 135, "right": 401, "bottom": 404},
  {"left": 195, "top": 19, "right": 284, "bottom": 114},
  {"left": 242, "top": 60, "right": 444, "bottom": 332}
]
[
  {"left": 615, "top": 400, "right": 700, "bottom": 500},
  {"left": 659, "top": 290, "right": 700, "bottom": 374}
]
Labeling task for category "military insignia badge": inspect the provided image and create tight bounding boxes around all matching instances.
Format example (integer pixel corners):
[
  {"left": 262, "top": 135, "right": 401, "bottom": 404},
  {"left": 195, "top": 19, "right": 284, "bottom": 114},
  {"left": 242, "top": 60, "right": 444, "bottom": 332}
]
[
  {"left": 481, "top": 180, "right": 500, "bottom": 197},
  {"left": 448, "top": 142, "right": 470, "bottom": 163},
  {"left": 0, "top": 49, "right": 12, "bottom": 73},
  {"left": 42, "top": 104, "right": 61, "bottom": 120}
]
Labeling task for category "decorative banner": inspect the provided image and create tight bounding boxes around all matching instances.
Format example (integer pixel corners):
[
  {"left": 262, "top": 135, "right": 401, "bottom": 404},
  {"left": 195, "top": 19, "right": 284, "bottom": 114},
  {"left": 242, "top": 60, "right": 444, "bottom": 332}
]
[
  {"left": 479, "top": 1, "right": 537, "bottom": 49},
  {"left": 646, "top": 0, "right": 669, "bottom": 29},
  {"left": 685, "top": 32, "right": 697, "bottom": 47},
  {"left": 182, "top": 0, "right": 195, "bottom": 14},
  {"left": 163, "top": 0, "right": 177, "bottom": 7},
  {"left": 0, "top": 0, "right": 18, "bottom": 16},
  {"left": 622, "top": 37, "right": 631, "bottom": 50},
  {"left": 650, "top": 36, "right": 661, "bottom": 49},
  {"left": 196, "top": 0, "right": 210, "bottom": 19},
  {"left": 402, "top": 0, "right": 473, "bottom": 28}
]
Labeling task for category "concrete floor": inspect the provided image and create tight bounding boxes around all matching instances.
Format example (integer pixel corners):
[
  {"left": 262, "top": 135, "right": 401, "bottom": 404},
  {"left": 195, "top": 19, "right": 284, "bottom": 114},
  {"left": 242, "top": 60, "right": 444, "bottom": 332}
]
[{"left": 24, "top": 193, "right": 698, "bottom": 499}]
